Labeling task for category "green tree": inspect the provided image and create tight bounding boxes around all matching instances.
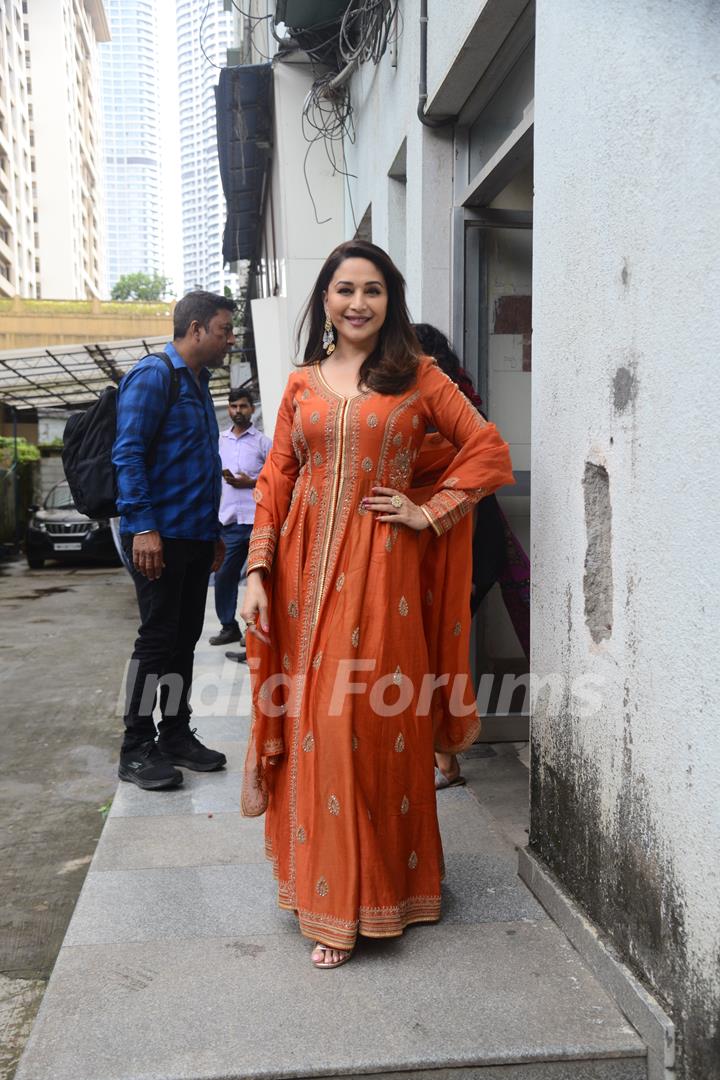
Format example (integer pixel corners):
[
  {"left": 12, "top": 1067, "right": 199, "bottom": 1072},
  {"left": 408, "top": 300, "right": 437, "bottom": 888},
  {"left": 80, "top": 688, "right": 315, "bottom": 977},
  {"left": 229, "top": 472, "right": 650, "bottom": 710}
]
[{"left": 110, "top": 272, "right": 173, "bottom": 301}]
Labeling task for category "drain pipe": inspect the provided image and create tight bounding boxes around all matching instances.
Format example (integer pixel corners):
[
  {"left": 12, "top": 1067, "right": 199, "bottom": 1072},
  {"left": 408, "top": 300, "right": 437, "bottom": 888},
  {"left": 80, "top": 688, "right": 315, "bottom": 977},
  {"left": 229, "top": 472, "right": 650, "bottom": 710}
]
[{"left": 418, "top": 0, "right": 455, "bottom": 127}]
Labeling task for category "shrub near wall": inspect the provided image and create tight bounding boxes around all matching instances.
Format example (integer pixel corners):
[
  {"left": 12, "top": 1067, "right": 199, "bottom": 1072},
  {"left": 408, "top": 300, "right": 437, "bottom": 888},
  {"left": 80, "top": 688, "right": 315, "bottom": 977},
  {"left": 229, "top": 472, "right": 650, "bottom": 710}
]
[{"left": 0, "top": 438, "right": 40, "bottom": 546}]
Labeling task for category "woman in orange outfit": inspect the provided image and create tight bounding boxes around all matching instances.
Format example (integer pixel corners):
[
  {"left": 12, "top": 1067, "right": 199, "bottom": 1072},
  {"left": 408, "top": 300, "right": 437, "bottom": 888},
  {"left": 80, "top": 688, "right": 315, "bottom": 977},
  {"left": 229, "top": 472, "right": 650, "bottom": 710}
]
[{"left": 240, "top": 241, "right": 514, "bottom": 969}]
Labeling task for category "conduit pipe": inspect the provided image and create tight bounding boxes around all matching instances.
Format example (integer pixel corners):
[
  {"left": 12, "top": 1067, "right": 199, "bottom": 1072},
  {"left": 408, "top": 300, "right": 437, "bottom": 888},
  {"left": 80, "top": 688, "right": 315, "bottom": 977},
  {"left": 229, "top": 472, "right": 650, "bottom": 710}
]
[{"left": 417, "top": 0, "right": 455, "bottom": 128}]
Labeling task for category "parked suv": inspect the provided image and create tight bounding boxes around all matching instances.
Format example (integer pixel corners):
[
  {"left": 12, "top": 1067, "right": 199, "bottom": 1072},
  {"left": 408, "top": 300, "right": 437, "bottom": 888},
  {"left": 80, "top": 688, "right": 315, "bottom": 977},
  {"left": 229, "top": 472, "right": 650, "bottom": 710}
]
[{"left": 25, "top": 481, "right": 120, "bottom": 569}]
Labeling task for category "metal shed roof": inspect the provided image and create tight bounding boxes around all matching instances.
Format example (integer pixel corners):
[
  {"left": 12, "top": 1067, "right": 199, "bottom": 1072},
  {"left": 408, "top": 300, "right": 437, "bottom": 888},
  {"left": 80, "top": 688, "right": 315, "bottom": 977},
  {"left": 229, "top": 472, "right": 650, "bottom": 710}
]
[{"left": 0, "top": 337, "right": 232, "bottom": 411}]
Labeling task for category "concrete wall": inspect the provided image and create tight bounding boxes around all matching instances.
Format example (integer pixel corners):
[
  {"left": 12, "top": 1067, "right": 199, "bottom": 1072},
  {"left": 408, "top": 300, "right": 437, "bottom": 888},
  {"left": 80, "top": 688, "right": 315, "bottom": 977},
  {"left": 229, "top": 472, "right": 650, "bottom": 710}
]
[
  {"left": 530, "top": 3, "right": 720, "bottom": 1077},
  {"left": 252, "top": 59, "right": 345, "bottom": 438},
  {"left": 0, "top": 297, "right": 173, "bottom": 349}
]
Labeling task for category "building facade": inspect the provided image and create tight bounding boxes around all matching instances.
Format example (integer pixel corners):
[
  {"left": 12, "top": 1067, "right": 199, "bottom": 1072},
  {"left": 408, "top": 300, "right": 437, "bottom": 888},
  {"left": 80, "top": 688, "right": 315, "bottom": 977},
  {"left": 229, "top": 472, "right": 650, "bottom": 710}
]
[
  {"left": 236, "top": 2, "right": 720, "bottom": 1077},
  {"left": 100, "top": 0, "right": 163, "bottom": 293},
  {"left": 0, "top": 0, "right": 39, "bottom": 299},
  {"left": 24, "top": 0, "right": 109, "bottom": 300},
  {"left": 176, "top": 0, "right": 237, "bottom": 295}
]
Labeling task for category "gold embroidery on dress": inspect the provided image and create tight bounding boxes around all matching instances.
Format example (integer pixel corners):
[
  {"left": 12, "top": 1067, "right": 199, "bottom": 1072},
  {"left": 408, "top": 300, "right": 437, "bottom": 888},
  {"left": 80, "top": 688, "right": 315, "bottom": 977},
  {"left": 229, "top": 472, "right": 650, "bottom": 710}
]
[
  {"left": 302, "top": 733, "right": 314, "bottom": 752},
  {"left": 335, "top": 573, "right": 345, "bottom": 591},
  {"left": 352, "top": 734, "right": 359, "bottom": 751},
  {"left": 297, "top": 826, "right": 306, "bottom": 844},
  {"left": 395, "top": 733, "right": 405, "bottom": 752},
  {"left": 310, "top": 411, "right": 320, "bottom": 423},
  {"left": 385, "top": 533, "right": 393, "bottom": 552},
  {"left": 316, "top": 876, "right": 329, "bottom": 897},
  {"left": 358, "top": 502, "right": 368, "bottom": 515},
  {"left": 411, "top": 414, "right": 419, "bottom": 428},
  {"left": 453, "top": 621, "right": 462, "bottom": 636},
  {"left": 328, "top": 794, "right": 340, "bottom": 816},
  {"left": 288, "top": 600, "right": 299, "bottom": 618},
  {"left": 312, "top": 652, "right": 323, "bottom": 669},
  {"left": 252, "top": 488, "right": 263, "bottom": 503},
  {"left": 408, "top": 851, "right": 418, "bottom": 870},
  {"left": 351, "top": 626, "right": 360, "bottom": 648},
  {"left": 401, "top": 795, "right": 410, "bottom": 815},
  {"left": 282, "top": 653, "right": 291, "bottom": 672},
  {"left": 361, "top": 456, "right": 373, "bottom": 472},
  {"left": 313, "top": 451, "right": 324, "bottom": 467},
  {"left": 388, "top": 443, "right": 412, "bottom": 489},
  {"left": 399, "top": 595, "right": 409, "bottom": 616},
  {"left": 302, "top": 388, "right": 311, "bottom": 400},
  {"left": 393, "top": 665, "right": 402, "bottom": 685},
  {"left": 367, "top": 412, "right": 378, "bottom": 427},
  {"left": 308, "top": 486, "right": 318, "bottom": 506},
  {"left": 280, "top": 519, "right": 289, "bottom": 536},
  {"left": 393, "top": 432, "right": 403, "bottom": 447},
  {"left": 263, "top": 737, "right": 283, "bottom": 754},
  {"left": 425, "top": 589, "right": 433, "bottom": 605}
]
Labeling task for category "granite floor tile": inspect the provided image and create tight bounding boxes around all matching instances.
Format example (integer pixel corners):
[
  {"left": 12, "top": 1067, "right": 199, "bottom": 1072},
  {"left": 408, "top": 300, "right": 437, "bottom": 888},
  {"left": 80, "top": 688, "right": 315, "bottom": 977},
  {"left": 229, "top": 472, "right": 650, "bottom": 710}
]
[
  {"left": 109, "top": 765, "right": 243, "bottom": 818},
  {"left": 93, "top": 812, "right": 265, "bottom": 871},
  {"left": 16, "top": 923, "right": 644, "bottom": 1080}
]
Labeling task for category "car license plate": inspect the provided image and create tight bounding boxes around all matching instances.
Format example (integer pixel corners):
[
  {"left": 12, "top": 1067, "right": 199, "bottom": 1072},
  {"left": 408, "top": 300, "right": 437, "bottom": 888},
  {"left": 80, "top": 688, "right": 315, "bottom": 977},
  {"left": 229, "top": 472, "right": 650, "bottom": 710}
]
[{"left": 53, "top": 542, "right": 82, "bottom": 551}]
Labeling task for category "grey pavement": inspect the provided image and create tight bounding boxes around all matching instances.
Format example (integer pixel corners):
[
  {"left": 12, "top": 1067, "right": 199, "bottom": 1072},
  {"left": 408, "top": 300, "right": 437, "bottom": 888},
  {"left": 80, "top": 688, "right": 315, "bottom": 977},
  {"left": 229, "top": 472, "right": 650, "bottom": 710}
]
[{"left": 14, "top": 585, "right": 648, "bottom": 1080}]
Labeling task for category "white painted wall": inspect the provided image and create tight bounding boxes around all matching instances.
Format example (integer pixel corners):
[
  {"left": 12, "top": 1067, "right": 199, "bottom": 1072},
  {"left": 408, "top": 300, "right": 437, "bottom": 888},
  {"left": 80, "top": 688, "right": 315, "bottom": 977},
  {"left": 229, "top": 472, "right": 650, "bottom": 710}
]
[
  {"left": 252, "top": 59, "right": 345, "bottom": 437},
  {"left": 531, "top": 0, "right": 720, "bottom": 1069}
]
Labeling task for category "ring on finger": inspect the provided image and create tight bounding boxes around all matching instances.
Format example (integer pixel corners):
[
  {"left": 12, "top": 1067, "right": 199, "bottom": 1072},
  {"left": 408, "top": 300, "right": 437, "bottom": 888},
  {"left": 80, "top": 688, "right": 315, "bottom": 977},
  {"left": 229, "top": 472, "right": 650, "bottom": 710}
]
[{"left": 391, "top": 494, "right": 404, "bottom": 510}]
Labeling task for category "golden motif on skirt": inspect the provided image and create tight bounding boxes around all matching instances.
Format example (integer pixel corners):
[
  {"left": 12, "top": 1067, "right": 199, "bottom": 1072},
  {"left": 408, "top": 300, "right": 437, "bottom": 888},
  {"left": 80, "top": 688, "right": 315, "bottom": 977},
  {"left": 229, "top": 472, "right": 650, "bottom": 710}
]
[
  {"left": 385, "top": 533, "right": 393, "bottom": 552},
  {"left": 367, "top": 413, "right": 378, "bottom": 428},
  {"left": 313, "top": 451, "right": 324, "bottom": 466},
  {"left": 302, "top": 733, "right": 315, "bottom": 752},
  {"left": 401, "top": 795, "right": 410, "bottom": 815},
  {"left": 352, "top": 733, "right": 359, "bottom": 751},
  {"left": 335, "top": 573, "right": 345, "bottom": 591},
  {"left": 361, "top": 456, "right": 373, "bottom": 472},
  {"left": 310, "top": 411, "right": 320, "bottom": 424},
  {"left": 351, "top": 626, "right": 360, "bottom": 648},
  {"left": 425, "top": 589, "right": 433, "bottom": 605},
  {"left": 316, "top": 876, "right": 329, "bottom": 897},
  {"left": 358, "top": 502, "right": 368, "bottom": 515},
  {"left": 393, "top": 665, "right": 403, "bottom": 685},
  {"left": 288, "top": 600, "right": 299, "bottom": 618},
  {"left": 395, "top": 732, "right": 405, "bottom": 753},
  {"left": 297, "top": 826, "right": 306, "bottom": 844},
  {"left": 302, "top": 388, "right": 311, "bottom": 400},
  {"left": 398, "top": 595, "right": 409, "bottom": 616},
  {"left": 453, "top": 621, "right": 462, "bottom": 636},
  {"left": 253, "top": 488, "right": 263, "bottom": 503},
  {"left": 328, "top": 793, "right": 340, "bottom": 816},
  {"left": 312, "top": 652, "right": 323, "bottom": 669},
  {"left": 280, "top": 519, "right": 289, "bottom": 535},
  {"left": 282, "top": 653, "right": 291, "bottom": 672},
  {"left": 393, "top": 432, "right": 403, "bottom": 446},
  {"left": 308, "top": 487, "right": 318, "bottom": 506},
  {"left": 411, "top": 414, "right": 419, "bottom": 428},
  {"left": 408, "top": 851, "right": 418, "bottom": 870}
]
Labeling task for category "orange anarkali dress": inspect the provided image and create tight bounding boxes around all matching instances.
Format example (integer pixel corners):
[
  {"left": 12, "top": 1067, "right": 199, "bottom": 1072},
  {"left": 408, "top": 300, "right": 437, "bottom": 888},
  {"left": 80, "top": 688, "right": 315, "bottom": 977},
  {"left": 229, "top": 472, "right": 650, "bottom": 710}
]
[{"left": 241, "top": 357, "right": 514, "bottom": 950}]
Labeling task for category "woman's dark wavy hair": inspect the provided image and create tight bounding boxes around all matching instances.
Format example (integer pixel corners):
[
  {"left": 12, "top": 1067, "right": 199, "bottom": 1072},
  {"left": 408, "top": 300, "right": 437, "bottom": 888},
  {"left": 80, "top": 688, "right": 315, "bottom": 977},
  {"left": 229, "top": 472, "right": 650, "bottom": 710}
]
[
  {"left": 412, "top": 323, "right": 461, "bottom": 380},
  {"left": 296, "top": 240, "right": 421, "bottom": 395}
]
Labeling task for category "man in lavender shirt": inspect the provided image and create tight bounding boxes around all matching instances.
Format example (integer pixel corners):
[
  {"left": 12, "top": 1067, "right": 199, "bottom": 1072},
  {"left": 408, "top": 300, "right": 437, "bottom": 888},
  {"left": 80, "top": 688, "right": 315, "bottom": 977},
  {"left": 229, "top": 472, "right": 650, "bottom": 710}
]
[{"left": 209, "top": 388, "right": 271, "bottom": 651}]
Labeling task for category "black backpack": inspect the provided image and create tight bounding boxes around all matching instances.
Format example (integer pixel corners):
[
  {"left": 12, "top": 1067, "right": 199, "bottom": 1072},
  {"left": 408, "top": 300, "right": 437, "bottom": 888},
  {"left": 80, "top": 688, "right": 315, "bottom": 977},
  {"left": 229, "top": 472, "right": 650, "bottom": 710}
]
[{"left": 62, "top": 353, "right": 179, "bottom": 519}]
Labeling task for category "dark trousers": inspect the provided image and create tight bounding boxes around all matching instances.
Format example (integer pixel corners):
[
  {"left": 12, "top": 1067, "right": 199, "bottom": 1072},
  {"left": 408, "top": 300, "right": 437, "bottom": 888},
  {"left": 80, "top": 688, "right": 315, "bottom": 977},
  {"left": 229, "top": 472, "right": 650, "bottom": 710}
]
[
  {"left": 213, "top": 522, "right": 252, "bottom": 627},
  {"left": 121, "top": 535, "right": 214, "bottom": 752}
]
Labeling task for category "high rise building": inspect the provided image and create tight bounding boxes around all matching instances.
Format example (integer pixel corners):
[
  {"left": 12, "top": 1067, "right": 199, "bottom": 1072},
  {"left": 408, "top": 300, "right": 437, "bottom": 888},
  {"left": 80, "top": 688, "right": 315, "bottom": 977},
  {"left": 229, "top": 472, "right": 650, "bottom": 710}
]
[
  {"left": 100, "top": 0, "right": 163, "bottom": 294},
  {"left": 0, "top": 0, "right": 39, "bottom": 298},
  {"left": 25, "top": 0, "right": 109, "bottom": 299},
  {"left": 176, "top": 0, "right": 237, "bottom": 295}
]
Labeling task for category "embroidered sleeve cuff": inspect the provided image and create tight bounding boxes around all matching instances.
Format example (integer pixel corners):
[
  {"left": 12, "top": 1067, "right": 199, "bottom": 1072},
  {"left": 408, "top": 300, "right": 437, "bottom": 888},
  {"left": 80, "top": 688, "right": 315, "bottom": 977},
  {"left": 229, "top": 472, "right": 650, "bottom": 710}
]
[
  {"left": 421, "top": 488, "right": 485, "bottom": 535},
  {"left": 247, "top": 525, "right": 277, "bottom": 574}
]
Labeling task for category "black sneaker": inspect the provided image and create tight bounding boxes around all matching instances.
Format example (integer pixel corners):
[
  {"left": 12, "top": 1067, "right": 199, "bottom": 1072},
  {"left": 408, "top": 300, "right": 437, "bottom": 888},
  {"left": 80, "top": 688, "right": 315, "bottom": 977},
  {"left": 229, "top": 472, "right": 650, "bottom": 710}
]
[
  {"left": 118, "top": 741, "right": 183, "bottom": 790},
  {"left": 209, "top": 624, "right": 243, "bottom": 646},
  {"left": 157, "top": 728, "right": 226, "bottom": 772},
  {"left": 225, "top": 648, "right": 247, "bottom": 664}
]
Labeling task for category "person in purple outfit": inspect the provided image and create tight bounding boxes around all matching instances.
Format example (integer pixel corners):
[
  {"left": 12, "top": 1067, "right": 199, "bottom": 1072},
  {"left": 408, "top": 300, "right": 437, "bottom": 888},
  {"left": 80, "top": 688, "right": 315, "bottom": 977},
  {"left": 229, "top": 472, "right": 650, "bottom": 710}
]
[{"left": 209, "top": 388, "right": 271, "bottom": 658}]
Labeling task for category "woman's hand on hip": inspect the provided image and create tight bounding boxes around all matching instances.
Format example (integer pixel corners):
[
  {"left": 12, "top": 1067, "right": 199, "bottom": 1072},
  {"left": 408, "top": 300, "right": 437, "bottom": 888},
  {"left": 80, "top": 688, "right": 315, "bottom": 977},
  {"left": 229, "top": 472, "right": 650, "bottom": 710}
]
[
  {"left": 362, "top": 487, "right": 430, "bottom": 531},
  {"left": 241, "top": 570, "right": 270, "bottom": 634}
]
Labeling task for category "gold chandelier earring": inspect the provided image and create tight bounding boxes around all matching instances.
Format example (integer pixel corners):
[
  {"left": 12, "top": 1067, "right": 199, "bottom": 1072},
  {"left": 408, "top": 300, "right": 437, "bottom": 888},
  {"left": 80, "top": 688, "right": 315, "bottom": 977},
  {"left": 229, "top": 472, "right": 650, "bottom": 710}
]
[{"left": 322, "top": 315, "right": 336, "bottom": 356}]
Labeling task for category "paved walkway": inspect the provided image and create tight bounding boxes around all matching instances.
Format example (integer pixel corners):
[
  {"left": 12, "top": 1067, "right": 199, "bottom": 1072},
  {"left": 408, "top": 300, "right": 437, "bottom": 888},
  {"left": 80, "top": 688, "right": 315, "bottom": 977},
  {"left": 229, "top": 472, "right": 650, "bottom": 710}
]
[{"left": 15, "top": 591, "right": 647, "bottom": 1080}]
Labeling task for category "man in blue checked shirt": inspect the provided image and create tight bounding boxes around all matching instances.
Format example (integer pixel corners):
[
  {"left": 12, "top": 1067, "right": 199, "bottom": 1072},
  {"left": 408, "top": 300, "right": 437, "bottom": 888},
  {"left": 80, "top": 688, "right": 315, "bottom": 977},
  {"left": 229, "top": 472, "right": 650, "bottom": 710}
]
[{"left": 112, "top": 290, "right": 236, "bottom": 791}]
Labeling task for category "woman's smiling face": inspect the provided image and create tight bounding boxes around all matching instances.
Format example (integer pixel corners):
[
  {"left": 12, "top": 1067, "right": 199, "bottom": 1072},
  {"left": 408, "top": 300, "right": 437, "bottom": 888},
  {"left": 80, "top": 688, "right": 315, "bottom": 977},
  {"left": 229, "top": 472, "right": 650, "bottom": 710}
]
[{"left": 323, "top": 258, "right": 388, "bottom": 349}]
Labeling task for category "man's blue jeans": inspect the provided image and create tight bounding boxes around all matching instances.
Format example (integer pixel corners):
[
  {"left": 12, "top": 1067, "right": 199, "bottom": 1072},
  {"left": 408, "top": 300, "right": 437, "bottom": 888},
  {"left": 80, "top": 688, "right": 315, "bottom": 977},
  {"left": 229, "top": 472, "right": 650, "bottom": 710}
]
[{"left": 214, "top": 522, "right": 253, "bottom": 628}]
